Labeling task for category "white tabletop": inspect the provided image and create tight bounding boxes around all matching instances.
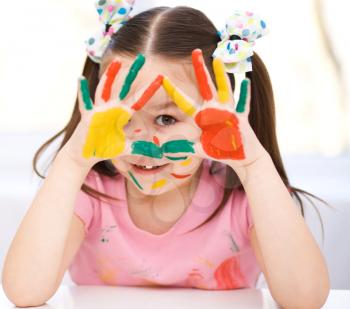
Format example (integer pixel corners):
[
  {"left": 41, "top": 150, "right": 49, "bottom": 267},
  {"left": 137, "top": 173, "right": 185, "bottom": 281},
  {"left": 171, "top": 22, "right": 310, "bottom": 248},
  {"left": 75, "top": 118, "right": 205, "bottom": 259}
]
[{"left": 1, "top": 285, "right": 349, "bottom": 308}]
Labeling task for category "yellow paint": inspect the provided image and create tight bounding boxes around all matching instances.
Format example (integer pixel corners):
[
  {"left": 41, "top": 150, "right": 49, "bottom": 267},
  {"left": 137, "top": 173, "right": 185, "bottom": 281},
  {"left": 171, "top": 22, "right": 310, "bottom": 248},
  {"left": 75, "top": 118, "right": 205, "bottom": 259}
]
[
  {"left": 213, "top": 58, "right": 230, "bottom": 103},
  {"left": 195, "top": 256, "right": 215, "bottom": 269},
  {"left": 231, "top": 135, "right": 237, "bottom": 150},
  {"left": 225, "top": 120, "right": 232, "bottom": 127},
  {"left": 96, "top": 256, "right": 118, "bottom": 285},
  {"left": 162, "top": 77, "right": 196, "bottom": 116},
  {"left": 83, "top": 107, "right": 131, "bottom": 159},
  {"left": 151, "top": 178, "right": 167, "bottom": 189},
  {"left": 180, "top": 157, "right": 192, "bottom": 166}
]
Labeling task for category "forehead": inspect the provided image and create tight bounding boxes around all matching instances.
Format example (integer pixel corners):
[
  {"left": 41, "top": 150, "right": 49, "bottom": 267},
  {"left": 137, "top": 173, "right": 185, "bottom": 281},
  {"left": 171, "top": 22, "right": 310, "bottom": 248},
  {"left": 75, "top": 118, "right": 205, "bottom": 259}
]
[{"left": 96, "top": 53, "right": 202, "bottom": 112}]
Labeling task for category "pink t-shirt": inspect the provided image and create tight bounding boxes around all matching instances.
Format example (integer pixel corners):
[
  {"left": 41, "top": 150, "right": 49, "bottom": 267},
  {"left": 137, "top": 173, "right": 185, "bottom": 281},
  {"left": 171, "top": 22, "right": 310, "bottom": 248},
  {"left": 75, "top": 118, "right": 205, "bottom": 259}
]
[{"left": 69, "top": 159, "right": 261, "bottom": 289}]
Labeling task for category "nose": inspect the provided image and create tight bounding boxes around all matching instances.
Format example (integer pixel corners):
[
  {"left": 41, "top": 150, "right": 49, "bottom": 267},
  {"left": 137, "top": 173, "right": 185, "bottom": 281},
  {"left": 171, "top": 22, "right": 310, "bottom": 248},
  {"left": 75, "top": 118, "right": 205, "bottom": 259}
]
[{"left": 124, "top": 113, "right": 155, "bottom": 140}]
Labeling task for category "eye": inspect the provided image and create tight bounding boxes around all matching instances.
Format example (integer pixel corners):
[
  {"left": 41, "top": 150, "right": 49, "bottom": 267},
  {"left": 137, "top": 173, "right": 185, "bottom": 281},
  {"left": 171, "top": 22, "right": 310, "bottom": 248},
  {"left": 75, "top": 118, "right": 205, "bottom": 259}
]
[{"left": 155, "top": 114, "right": 177, "bottom": 126}]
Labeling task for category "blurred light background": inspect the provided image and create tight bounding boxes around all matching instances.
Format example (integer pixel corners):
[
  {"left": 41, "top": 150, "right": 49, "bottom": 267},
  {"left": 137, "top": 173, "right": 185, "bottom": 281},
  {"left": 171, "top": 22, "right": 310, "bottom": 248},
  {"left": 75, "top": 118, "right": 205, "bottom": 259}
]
[{"left": 1, "top": 0, "right": 349, "bottom": 289}]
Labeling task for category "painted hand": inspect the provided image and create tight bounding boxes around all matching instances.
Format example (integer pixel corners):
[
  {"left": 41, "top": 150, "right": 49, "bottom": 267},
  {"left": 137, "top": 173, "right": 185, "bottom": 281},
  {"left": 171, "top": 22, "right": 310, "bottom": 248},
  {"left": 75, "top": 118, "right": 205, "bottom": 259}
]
[
  {"left": 64, "top": 54, "right": 163, "bottom": 168},
  {"left": 161, "top": 49, "right": 268, "bottom": 171}
]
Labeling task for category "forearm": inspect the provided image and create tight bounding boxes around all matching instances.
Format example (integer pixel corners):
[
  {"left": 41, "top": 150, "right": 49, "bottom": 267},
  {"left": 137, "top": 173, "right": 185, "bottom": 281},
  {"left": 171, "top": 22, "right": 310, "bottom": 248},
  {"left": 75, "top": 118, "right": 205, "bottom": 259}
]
[
  {"left": 2, "top": 148, "right": 91, "bottom": 302},
  {"left": 234, "top": 154, "right": 330, "bottom": 309}
]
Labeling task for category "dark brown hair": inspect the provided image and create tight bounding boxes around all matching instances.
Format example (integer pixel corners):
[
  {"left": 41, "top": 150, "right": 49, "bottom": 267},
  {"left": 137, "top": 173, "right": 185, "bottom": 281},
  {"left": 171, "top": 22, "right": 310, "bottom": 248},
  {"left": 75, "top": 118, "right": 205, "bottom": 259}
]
[{"left": 33, "top": 6, "right": 333, "bottom": 242}]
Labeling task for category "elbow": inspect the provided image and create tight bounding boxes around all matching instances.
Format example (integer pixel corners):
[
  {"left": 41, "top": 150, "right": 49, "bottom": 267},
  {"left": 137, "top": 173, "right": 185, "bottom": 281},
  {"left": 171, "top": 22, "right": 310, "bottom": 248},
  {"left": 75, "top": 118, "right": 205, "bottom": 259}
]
[
  {"left": 275, "top": 280, "right": 331, "bottom": 309},
  {"left": 2, "top": 277, "right": 56, "bottom": 308}
]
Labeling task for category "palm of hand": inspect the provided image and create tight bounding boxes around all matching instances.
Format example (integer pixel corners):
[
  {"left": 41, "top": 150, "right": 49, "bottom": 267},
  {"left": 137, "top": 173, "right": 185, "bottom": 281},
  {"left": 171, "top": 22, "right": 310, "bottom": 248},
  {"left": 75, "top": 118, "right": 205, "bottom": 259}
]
[{"left": 162, "top": 49, "right": 266, "bottom": 168}]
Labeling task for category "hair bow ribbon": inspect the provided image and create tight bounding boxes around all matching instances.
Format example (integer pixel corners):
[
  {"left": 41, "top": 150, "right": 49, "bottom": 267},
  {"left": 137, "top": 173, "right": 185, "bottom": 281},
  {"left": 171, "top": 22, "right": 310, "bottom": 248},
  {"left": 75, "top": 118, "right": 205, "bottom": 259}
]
[
  {"left": 85, "top": 0, "right": 135, "bottom": 63},
  {"left": 213, "top": 11, "right": 268, "bottom": 73}
]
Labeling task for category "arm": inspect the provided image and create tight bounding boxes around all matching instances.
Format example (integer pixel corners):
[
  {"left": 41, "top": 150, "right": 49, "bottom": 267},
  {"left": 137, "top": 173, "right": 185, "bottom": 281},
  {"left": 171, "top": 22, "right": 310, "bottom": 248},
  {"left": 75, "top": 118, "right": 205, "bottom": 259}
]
[
  {"left": 235, "top": 153, "right": 330, "bottom": 309},
  {"left": 1, "top": 148, "right": 91, "bottom": 307}
]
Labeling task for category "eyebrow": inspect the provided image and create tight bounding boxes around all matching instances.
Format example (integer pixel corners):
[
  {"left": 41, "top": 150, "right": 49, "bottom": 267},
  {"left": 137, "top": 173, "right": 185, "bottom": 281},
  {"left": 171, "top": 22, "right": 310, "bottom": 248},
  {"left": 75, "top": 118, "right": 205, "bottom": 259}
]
[{"left": 148, "top": 101, "right": 178, "bottom": 111}]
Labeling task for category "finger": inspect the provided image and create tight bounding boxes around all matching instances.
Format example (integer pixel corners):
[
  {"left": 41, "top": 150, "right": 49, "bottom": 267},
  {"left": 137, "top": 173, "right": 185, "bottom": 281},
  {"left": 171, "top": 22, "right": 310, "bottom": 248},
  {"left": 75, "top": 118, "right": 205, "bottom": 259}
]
[
  {"left": 235, "top": 78, "right": 251, "bottom": 116},
  {"left": 131, "top": 75, "right": 164, "bottom": 111},
  {"left": 101, "top": 60, "right": 122, "bottom": 102},
  {"left": 162, "top": 76, "right": 197, "bottom": 117},
  {"left": 119, "top": 53, "right": 146, "bottom": 100},
  {"left": 78, "top": 76, "right": 93, "bottom": 112},
  {"left": 212, "top": 57, "right": 233, "bottom": 104},
  {"left": 192, "top": 49, "right": 216, "bottom": 102}
]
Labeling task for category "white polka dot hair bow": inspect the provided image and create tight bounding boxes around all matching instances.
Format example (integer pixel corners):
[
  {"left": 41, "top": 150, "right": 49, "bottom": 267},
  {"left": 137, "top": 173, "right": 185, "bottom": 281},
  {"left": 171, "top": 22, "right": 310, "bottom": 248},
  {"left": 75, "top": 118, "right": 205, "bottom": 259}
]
[
  {"left": 85, "top": 0, "right": 135, "bottom": 63},
  {"left": 213, "top": 11, "right": 269, "bottom": 74}
]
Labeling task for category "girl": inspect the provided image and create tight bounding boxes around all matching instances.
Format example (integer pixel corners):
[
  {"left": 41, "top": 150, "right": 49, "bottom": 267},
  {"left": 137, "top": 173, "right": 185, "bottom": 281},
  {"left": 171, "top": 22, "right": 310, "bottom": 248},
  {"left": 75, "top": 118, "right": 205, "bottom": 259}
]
[{"left": 2, "top": 2, "right": 331, "bottom": 308}]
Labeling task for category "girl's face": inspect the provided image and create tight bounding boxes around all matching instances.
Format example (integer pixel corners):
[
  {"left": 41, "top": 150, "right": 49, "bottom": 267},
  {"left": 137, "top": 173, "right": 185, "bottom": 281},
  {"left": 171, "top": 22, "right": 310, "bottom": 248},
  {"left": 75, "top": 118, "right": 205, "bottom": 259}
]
[{"left": 96, "top": 53, "right": 204, "bottom": 197}]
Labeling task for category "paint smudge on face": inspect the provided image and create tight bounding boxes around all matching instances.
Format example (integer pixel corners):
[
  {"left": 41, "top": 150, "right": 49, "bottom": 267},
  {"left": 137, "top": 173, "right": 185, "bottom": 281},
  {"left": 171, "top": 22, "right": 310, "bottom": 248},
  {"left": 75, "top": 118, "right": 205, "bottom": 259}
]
[
  {"left": 119, "top": 53, "right": 146, "bottom": 100},
  {"left": 162, "top": 140, "right": 195, "bottom": 154},
  {"left": 128, "top": 170, "right": 143, "bottom": 190},
  {"left": 83, "top": 107, "right": 131, "bottom": 158},
  {"left": 192, "top": 49, "right": 213, "bottom": 101},
  {"left": 131, "top": 75, "right": 163, "bottom": 111},
  {"left": 79, "top": 77, "right": 93, "bottom": 110},
  {"left": 153, "top": 136, "right": 160, "bottom": 146},
  {"left": 165, "top": 156, "right": 188, "bottom": 161},
  {"left": 162, "top": 77, "right": 196, "bottom": 116},
  {"left": 151, "top": 178, "right": 167, "bottom": 189},
  {"left": 102, "top": 60, "right": 121, "bottom": 102},
  {"left": 194, "top": 108, "right": 245, "bottom": 160},
  {"left": 170, "top": 173, "right": 191, "bottom": 179},
  {"left": 213, "top": 58, "right": 230, "bottom": 103},
  {"left": 131, "top": 140, "right": 194, "bottom": 158},
  {"left": 131, "top": 141, "right": 163, "bottom": 158},
  {"left": 180, "top": 157, "right": 192, "bottom": 166}
]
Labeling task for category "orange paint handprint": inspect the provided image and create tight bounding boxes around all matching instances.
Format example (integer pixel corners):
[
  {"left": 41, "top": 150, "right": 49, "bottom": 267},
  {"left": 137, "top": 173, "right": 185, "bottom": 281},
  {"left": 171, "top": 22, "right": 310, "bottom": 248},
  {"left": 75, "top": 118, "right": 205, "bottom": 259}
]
[{"left": 162, "top": 48, "right": 268, "bottom": 170}]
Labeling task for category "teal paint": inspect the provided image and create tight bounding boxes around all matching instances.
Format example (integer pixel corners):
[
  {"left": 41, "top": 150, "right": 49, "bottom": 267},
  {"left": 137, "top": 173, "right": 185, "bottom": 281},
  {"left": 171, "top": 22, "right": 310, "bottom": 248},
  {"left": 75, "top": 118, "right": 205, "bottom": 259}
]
[
  {"left": 236, "top": 79, "right": 249, "bottom": 113},
  {"left": 165, "top": 156, "right": 188, "bottom": 161},
  {"left": 80, "top": 77, "right": 93, "bottom": 110},
  {"left": 119, "top": 54, "right": 146, "bottom": 100},
  {"left": 131, "top": 141, "right": 163, "bottom": 158},
  {"left": 128, "top": 171, "right": 143, "bottom": 190},
  {"left": 131, "top": 139, "right": 195, "bottom": 159},
  {"left": 162, "top": 140, "right": 195, "bottom": 153}
]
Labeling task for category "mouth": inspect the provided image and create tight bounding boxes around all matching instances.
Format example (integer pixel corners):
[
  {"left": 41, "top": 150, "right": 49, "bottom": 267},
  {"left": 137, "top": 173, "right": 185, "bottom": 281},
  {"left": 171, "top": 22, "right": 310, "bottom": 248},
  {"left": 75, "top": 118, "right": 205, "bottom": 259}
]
[{"left": 131, "top": 163, "right": 170, "bottom": 175}]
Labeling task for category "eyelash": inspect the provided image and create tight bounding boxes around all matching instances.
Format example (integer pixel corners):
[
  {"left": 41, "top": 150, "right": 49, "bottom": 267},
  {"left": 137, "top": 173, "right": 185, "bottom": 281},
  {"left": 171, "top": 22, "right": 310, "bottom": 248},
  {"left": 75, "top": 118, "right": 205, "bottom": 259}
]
[{"left": 155, "top": 114, "right": 178, "bottom": 126}]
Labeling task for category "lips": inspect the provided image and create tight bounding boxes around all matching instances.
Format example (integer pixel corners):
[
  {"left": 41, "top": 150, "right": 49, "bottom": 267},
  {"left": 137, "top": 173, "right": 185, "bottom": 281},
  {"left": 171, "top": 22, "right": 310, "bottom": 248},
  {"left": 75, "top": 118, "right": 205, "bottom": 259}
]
[{"left": 131, "top": 163, "right": 170, "bottom": 175}]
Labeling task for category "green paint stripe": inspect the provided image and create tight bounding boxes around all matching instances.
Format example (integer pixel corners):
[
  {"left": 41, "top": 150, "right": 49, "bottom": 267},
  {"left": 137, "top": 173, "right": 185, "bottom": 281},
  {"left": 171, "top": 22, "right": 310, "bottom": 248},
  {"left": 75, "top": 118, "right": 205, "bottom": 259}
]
[
  {"left": 119, "top": 54, "right": 146, "bottom": 100},
  {"left": 131, "top": 141, "right": 163, "bottom": 158},
  {"left": 236, "top": 79, "right": 249, "bottom": 113},
  {"left": 80, "top": 77, "right": 93, "bottom": 110},
  {"left": 165, "top": 156, "right": 188, "bottom": 161},
  {"left": 162, "top": 140, "right": 195, "bottom": 153},
  {"left": 128, "top": 171, "right": 143, "bottom": 190}
]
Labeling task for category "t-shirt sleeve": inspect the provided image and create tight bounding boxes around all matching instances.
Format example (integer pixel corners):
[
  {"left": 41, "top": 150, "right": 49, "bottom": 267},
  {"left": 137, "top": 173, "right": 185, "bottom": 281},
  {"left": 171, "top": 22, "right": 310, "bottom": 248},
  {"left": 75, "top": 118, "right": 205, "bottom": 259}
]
[{"left": 73, "top": 172, "right": 97, "bottom": 235}]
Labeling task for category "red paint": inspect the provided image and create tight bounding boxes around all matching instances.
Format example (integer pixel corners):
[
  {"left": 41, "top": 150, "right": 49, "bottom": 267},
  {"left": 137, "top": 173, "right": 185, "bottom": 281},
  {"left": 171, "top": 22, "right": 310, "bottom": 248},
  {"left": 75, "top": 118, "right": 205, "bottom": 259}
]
[
  {"left": 214, "top": 256, "right": 247, "bottom": 289},
  {"left": 131, "top": 75, "right": 163, "bottom": 111},
  {"left": 153, "top": 135, "right": 160, "bottom": 146},
  {"left": 170, "top": 173, "right": 191, "bottom": 179},
  {"left": 192, "top": 49, "right": 213, "bottom": 101},
  {"left": 134, "top": 129, "right": 142, "bottom": 133},
  {"left": 194, "top": 108, "right": 245, "bottom": 160},
  {"left": 102, "top": 60, "right": 121, "bottom": 102}
]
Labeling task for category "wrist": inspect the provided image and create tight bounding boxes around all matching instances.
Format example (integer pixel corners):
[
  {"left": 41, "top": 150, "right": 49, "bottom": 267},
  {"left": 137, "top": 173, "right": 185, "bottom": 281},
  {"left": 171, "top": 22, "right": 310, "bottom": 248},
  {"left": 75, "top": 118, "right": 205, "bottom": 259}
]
[
  {"left": 233, "top": 152, "right": 274, "bottom": 186},
  {"left": 56, "top": 146, "right": 93, "bottom": 176}
]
